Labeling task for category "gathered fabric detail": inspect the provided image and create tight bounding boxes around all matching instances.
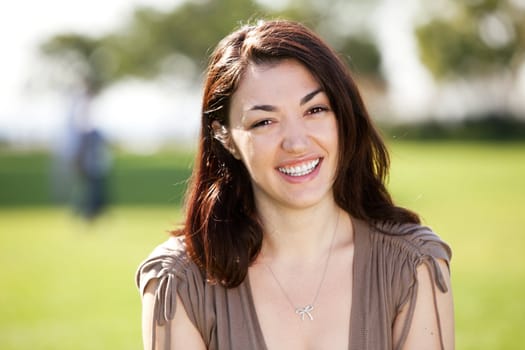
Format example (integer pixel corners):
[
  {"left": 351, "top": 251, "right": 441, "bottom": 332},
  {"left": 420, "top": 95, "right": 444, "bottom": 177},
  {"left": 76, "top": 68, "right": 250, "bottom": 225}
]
[
  {"left": 372, "top": 221, "right": 451, "bottom": 350},
  {"left": 136, "top": 238, "right": 203, "bottom": 350}
]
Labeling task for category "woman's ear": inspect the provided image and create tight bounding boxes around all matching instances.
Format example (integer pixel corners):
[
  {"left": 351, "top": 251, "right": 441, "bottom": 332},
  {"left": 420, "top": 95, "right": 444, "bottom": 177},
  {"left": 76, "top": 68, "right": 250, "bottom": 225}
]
[{"left": 211, "top": 121, "right": 241, "bottom": 159}]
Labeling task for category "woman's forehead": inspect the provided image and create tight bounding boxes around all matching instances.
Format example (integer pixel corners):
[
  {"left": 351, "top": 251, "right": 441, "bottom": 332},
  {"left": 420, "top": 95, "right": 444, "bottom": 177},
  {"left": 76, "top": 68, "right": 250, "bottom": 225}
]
[{"left": 234, "top": 60, "right": 319, "bottom": 100}]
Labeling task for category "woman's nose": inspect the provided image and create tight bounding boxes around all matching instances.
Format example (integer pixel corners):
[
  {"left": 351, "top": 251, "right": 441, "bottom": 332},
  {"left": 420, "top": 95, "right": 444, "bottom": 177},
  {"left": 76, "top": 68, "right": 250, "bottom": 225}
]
[{"left": 281, "top": 119, "right": 310, "bottom": 153}]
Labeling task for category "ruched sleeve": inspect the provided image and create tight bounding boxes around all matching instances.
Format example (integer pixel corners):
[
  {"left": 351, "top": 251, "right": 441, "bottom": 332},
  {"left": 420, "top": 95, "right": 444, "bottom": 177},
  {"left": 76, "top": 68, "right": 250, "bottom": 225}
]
[
  {"left": 374, "top": 222, "right": 452, "bottom": 350},
  {"left": 136, "top": 236, "right": 214, "bottom": 350}
]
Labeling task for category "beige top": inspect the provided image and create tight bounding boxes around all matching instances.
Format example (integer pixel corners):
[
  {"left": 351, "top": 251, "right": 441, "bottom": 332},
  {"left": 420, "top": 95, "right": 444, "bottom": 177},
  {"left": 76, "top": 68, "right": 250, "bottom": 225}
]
[{"left": 136, "top": 218, "right": 451, "bottom": 350}]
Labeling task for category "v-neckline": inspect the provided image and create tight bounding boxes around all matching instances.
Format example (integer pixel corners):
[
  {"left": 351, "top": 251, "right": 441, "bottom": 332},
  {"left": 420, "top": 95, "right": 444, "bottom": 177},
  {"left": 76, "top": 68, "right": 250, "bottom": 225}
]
[{"left": 244, "top": 217, "right": 366, "bottom": 350}]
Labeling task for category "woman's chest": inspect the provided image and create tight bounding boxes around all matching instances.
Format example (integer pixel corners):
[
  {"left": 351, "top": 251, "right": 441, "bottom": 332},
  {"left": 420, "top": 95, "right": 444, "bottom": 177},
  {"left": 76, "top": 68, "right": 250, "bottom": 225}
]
[{"left": 247, "top": 249, "right": 354, "bottom": 349}]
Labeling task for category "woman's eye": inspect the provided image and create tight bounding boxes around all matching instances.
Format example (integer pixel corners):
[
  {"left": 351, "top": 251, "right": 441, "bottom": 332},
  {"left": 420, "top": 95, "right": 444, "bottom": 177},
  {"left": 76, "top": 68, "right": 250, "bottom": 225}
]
[
  {"left": 308, "top": 106, "right": 329, "bottom": 115},
  {"left": 251, "top": 119, "right": 273, "bottom": 129}
]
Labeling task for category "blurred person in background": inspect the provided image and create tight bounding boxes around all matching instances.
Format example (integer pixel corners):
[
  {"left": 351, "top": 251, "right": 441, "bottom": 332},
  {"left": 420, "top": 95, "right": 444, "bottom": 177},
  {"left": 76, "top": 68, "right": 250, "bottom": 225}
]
[
  {"left": 52, "top": 86, "right": 112, "bottom": 221},
  {"left": 136, "top": 20, "right": 454, "bottom": 349},
  {"left": 74, "top": 123, "right": 111, "bottom": 220},
  {"left": 51, "top": 89, "right": 88, "bottom": 205}
]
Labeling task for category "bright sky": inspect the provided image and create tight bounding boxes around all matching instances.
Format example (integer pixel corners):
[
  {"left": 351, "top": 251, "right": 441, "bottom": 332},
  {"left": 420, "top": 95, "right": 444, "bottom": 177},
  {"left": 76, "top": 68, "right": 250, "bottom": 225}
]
[
  {"left": 0, "top": 0, "right": 200, "bottom": 150},
  {"left": 0, "top": 0, "right": 176, "bottom": 108}
]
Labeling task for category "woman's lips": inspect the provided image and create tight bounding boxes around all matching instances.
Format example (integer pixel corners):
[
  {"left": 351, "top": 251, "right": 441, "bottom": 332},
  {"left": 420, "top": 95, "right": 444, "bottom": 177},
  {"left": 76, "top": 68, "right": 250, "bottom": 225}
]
[{"left": 277, "top": 158, "right": 320, "bottom": 177}]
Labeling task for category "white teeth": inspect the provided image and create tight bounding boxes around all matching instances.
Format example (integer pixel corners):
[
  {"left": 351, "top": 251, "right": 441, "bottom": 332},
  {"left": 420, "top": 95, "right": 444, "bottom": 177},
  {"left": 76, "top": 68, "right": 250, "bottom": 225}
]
[{"left": 278, "top": 159, "right": 320, "bottom": 177}]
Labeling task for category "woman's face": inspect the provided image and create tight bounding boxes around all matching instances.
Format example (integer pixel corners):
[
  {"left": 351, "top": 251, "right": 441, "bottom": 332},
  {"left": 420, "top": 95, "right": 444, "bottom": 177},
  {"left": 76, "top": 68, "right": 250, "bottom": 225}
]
[{"left": 227, "top": 59, "right": 339, "bottom": 211}]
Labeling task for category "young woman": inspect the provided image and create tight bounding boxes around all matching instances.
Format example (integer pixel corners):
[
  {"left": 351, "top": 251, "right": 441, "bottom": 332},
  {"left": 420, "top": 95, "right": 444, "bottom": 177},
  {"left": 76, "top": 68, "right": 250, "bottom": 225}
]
[{"left": 137, "top": 20, "right": 454, "bottom": 349}]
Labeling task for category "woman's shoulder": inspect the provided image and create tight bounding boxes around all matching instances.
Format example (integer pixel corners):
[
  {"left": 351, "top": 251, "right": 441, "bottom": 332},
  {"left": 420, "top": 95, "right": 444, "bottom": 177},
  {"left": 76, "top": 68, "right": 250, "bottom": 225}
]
[
  {"left": 368, "top": 220, "right": 452, "bottom": 263},
  {"left": 135, "top": 235, "right": 203, "bottom": 296},
  {"left": 353, "top": 219, "right": 452, "bottom": 317},
  {"left": 136, "top": 235, "right": 216, "bottom": 346}
]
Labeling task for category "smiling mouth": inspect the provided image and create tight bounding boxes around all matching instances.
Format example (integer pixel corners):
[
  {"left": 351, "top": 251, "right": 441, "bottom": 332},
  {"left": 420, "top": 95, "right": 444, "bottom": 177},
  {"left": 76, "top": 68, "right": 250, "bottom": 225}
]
[{"left": 278, "top": 158, "right": 320, "bottom": 177}]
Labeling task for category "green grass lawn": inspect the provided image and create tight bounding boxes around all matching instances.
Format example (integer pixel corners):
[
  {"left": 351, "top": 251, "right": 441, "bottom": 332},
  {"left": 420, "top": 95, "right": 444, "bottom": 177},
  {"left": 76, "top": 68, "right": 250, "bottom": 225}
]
[
  {"left": 0, "top": 206, "right": 180, "bottom": 350},
  {"left": 389, "top": 142, "right": 525, "bottom": 349},
  {"left": 0, "top": 141, "right": 524, "bottom": 349}
]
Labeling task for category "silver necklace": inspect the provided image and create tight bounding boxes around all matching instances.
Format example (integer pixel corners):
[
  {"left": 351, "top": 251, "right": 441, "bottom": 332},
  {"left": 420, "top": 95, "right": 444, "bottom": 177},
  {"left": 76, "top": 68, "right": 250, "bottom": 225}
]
[{"left": 264, "top": 212, "right": 340, "bottom": 321}]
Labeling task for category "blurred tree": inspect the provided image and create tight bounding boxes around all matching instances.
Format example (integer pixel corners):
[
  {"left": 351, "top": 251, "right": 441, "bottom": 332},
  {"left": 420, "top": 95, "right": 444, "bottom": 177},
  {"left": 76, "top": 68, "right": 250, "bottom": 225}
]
[
  {"left": 39, "top": 0, "right": 383, "bottom": 94},
  {"left": 415, "top": 0, "right": 524, "bottom": 79},
  {"left": 338, "top": 36, "right": 382, "bottom": 77},
  {"left": 279, "top": 0, "right": 383, "bottom": 78},
  {"left": 107, "top": 0, "right": 268, "bottom": 81},
  {"left": 40, "top": 34, "right": 119, "bottom": 94},
  {"left": 40, "top": 0, "right": 269, "bottom": 93}
]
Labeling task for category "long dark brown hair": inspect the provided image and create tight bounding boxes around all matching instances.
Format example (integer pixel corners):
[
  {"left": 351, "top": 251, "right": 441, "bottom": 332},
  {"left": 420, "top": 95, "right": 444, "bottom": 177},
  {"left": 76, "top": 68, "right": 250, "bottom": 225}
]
[{"left": 178, "top": 19, "right": 419, "bottom": 288}]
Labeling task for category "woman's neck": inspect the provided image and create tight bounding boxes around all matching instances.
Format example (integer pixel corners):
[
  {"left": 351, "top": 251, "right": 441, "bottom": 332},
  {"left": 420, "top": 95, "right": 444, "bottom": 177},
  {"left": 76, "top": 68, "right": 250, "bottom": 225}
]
[{"left": 256, "top": 201, "right": 351, "bottom": 262}]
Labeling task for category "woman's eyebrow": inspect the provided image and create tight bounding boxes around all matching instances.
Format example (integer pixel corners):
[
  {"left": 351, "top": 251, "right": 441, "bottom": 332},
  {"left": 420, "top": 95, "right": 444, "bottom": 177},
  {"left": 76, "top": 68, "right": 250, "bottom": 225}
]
[
  {"left": 248, "top": 87, "right": 324, "bottom": 112},
  {"left": 300, "top": 87, "right": 323, "bottom": 105},
  {"left": 249, "top": 104, "right": 276, "bottom": 112}
]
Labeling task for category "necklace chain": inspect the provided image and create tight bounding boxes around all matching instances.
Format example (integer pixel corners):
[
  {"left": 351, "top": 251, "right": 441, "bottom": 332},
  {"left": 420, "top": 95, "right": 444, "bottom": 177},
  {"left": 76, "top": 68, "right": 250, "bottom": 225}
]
[{"left": 264, "top": 212, "right": 340, "bottom": 321}]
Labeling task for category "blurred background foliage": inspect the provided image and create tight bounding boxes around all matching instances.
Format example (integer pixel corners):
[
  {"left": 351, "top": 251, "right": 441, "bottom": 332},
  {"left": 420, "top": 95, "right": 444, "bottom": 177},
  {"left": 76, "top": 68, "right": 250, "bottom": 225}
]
[
  {"left": 415, "top": 0, "right": 523, "bottom": 79},
  {"left": 38, "top": 0, "right": 384, "bottom": 95},
  {"left": 38, "top": 0, "right": 525, "bottom": 140}
]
